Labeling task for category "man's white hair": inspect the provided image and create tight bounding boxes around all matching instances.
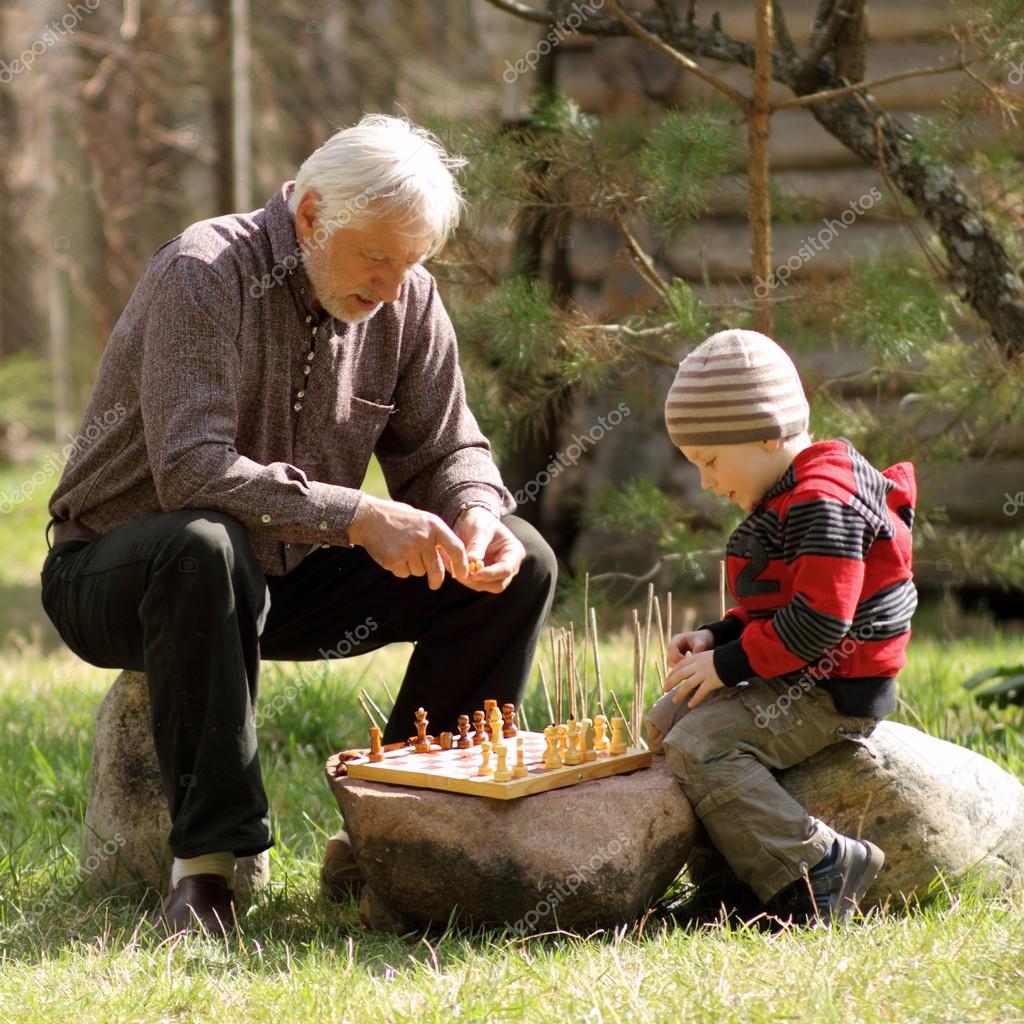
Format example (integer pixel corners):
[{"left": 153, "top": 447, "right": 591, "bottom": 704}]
[{"left": 288, "top": 114, "right": 465, "bottom": 258}]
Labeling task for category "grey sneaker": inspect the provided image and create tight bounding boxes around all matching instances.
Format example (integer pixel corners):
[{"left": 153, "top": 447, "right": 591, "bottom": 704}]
[{"left": 767, "top": 835, "right": 884, "bottom": 924}]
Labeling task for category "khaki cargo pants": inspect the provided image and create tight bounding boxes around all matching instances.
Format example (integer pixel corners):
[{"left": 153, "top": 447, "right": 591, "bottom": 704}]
[{"left": 646, "top": 678, "right": 880, "bottom": 902}]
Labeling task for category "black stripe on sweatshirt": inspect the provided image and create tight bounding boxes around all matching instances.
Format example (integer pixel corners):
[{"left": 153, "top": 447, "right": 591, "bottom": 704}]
[
  {"left": 774, "top": 591, "right": 853, "bottom": 663},
  {"left": 784, "top": 499, "right": 874, "bottom": 562}
]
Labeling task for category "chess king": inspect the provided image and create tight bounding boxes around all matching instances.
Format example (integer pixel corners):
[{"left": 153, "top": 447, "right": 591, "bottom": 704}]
[{"left": 41, "top": 115, "right": 557, "bottom": 936}]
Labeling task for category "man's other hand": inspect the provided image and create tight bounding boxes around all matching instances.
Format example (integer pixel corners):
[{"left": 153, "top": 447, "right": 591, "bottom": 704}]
[
  {"left": 348, "top": 495, "right": 467, "bottom": 591},
  {"left": 452, "top": 507, "right": 525, "bottom": 594}
]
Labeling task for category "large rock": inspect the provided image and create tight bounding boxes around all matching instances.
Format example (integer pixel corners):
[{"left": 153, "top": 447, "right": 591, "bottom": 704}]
[
  {"left": 327, "top": 755, "right": 695, "bottom": 934},
  {"left": 691, "top": 721, "right": 1024, "bottom": 910},
  {"left": 81, "top": 670, "right": 269, "bottom": 899}
]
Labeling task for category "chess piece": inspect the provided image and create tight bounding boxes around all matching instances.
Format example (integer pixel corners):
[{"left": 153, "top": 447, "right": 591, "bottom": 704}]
[
  {"left": 543, "top": 725, "right": 562, "bottom": 769},
  {"left": 609, "top": 717, "right": 627, "bottom": 755},
  {"left": 439, "top": 731, "right": 453, "bottom": 750},
  {"left": 488, "top": 706, "right": 502, "bottom": 747},
  {"left": 477, "top": 741, "right": 493, "bottom": 776},
  {"left": 472, "top": 710, "right": 487, "bottom": 745},
  {"left": 368, "top": 725, "right": 383, "bottom": 763},
  {"left": 493, "top": 744, "right": 511, "bottom": 782},
  {"left": 556, "top": 724, "right": 568, "bottom": 760},
  {"left": 501, "top": 703, "right": 518, "bottom": 739},
  {"left": 483, "top": 699, "right": 498, "bottom": 715},
  {"left": 414, "top": 707, "right": 430, "bottom": 753},
  {"left": 593, "top": 714, "right": 609, "bottom": 752},
  {"left": 457, "top": 714, "right": 473, "bottom": 749},
  {"left": 581, "top": 718, "right": 596, "bottom": 762},
  {"left": 564, "top": 718, "right": 582, "bottom": 766},
  {"left": 512, "top": 736, "right": 529, "bottom": 778}
]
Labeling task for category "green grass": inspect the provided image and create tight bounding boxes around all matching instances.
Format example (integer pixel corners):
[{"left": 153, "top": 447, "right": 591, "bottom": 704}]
[{"left": 3, "top": 459, "right": 1024, "bottom": 1022}]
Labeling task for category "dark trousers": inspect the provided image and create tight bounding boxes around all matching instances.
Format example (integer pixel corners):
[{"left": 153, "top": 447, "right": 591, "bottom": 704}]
[{"left": 40, "top": 510, "right": 557, "bottom": 859}]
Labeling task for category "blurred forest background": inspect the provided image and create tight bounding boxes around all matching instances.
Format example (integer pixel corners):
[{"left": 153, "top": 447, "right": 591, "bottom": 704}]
[{"left": 2, "top": 0, "right": 1024, "bottom": 627}]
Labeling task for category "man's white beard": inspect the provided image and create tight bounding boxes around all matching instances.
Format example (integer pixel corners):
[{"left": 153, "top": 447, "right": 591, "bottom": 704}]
[{"left": 302, "top": 246, "right": 382, "bottom": 324}]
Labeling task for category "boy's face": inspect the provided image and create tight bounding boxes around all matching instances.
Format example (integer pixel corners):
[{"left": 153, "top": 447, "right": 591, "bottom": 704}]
[{"left": 679, "top": 439, "right": 783, "bottom": 512}]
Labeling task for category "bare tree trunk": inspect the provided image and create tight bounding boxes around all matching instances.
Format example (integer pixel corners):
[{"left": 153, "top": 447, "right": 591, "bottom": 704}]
[
  {"left": 232, "top": 0, "right": 252, "bottom": 211},
  {"left": 749, "top": 0, "right": 773, "bottom": 335}
]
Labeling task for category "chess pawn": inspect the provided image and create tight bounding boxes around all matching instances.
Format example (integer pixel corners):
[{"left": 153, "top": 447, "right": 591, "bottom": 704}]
[
  {"left": 542, "top": 725, "right": 562, "bottom": 769},
  {"left": 439, "top": 731, "right": 453, "bottom": 750},
  {"left": 501, "top": 703, "right": 518, "bottom": 739},
  {"left": 483, "top": 698, "right": 498, "bottom": 715},
  {"left": 556, "top": 724, "right": 568, "bottom": 760},
  {"left": 477, "top": 741, "right": 493, "bottom": 776},
  {"left": 493, "top": 744, "right": 511, "bottom": 782},
  {"left": 581, "top": 718, "right": 596, "bottom": 762},
  {"left": 608, "top": 717, "right": 627, "bottom": 755},
  {"left": 593, "top": 714, "right": 609, "bottom": 752},
  {"left": 488, "top": 706, "right": 502, "bottom": 747},
  {"left": 563, "top": 719, "right": 582, "bottom": 766},
  {"left": 457, "top": 714, "right": 473, "bottom": 749},
  {"left": 472, "top": 710, "right": 487, "bottom": 745},
  {"left": 512, "top": 736, "right": 529, "bottom": 778},
  {"left": 368, "top": 725, "right": 383, "bottom": 763}
]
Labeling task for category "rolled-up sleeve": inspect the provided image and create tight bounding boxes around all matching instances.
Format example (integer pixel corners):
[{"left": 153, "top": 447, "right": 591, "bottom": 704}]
[
  {"left": 139, "top": 256, "right": 363, "bottom": 545},
  {"left": 375, "top": 278, "right": 514, "bottom": 524}
]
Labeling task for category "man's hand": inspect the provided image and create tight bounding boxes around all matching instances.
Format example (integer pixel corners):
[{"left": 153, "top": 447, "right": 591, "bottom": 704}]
[
  {"left": 452, "top": 507, "right": 525, "bottom": 594},
  {"left": 663, "top": 648, "right": 725, "bottom": 708},
  {"left": 666, "top": 628, "right": 715, "bottom": 667},
  {"left": 348, "top": 495, "right": 468, "bottom": 590}
]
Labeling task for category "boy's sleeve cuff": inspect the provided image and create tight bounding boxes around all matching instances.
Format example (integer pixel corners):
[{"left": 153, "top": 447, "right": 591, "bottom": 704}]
[
  {"left": 699, "top": 617, "right": 746, "bottom": 645},
  {"left": 712, "top": 639, "right": 755, "bottom": 686}
]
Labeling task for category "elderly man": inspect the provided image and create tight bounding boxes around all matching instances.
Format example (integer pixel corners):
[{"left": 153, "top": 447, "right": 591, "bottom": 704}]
[{"left": 41, "top": 115, "right": 556, "bottom": 934}]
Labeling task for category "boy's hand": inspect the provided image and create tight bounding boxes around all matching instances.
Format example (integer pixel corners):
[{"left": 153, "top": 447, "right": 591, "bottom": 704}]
[
  {"left": 666, "top": 628, "right": 715, "bottom": 667},
  {"left": 663, "top": 649, "right": 725, "bottom": 708}
]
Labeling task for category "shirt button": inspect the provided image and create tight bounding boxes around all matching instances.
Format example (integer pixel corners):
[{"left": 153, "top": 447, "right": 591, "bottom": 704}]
[
  {"left": 305, "top": 314, "right": 312, "bottom": 323},
  {"left": 318, "top": 521, "right": 328, "bottom": 531},
  {"left": 260, "top": 514, "right": 271, "bottom": 524},
  {"left": 302, "top": 365, "right": 311, "bottom": 375},
  {"left": 306, "top": 351, "right": 315, "bottom": 362},
  {"left": 297, "top": 389, "right": 306, "bottom": 398},
  {"left": 293, "top": 402, "right": 303, "bottom": 412},
  {"left": 311, "top": 326, "right": 318, "bottom": 336}
]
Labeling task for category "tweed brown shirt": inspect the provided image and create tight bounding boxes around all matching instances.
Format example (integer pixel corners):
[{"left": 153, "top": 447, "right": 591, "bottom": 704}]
[{"left": 48, "top": 182, "right": 514, "bottom": 575}]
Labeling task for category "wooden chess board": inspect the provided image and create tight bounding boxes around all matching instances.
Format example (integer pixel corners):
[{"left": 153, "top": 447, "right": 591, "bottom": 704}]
[{"left": 338, "top": 731, "right": 651, "bottom": 800}]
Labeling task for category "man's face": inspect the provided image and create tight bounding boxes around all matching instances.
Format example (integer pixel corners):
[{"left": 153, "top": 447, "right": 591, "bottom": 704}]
[
  {"left": 297, "top": 200, "right": 432, "bottom": 324},
  {"left": 679, "top": 440, "right": 782, "bottom": 512}
]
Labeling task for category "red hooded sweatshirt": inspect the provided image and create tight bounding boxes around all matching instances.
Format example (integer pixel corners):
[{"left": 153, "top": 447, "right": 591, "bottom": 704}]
[{"left": 704, "top": 438, "right": 917, "bottom": 718}]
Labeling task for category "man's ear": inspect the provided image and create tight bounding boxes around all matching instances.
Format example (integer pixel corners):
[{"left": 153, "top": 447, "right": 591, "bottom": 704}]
[
  {"left": 294, "top": 189, "right": 321, "bottom": 245},
  {"left": 761, "top": 437, "right": 783, "bottom": 453}
]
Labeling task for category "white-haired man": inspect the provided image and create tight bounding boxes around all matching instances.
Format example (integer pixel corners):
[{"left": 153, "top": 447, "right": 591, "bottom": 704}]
[{"left": 42, "top": 115, "right": 557, "bottom": 934}]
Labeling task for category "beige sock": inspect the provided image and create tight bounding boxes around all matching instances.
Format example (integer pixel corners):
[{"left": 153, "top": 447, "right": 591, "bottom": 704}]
[{"left": 171, "top": 851, "right": 236, "bottom": 888}]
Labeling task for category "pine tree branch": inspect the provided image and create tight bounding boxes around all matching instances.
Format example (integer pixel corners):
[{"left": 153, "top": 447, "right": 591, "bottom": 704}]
[
  {"left": 602, "top": 0, "right": 750, "bottom": 110},
  {"left": 478, "top": 0, "right": 1024, "bottom": 356}
]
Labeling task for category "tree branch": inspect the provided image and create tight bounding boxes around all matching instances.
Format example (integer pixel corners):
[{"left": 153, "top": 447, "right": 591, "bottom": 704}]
[{"left": 602, "top": 0, "right": 750, "bottom": 110}]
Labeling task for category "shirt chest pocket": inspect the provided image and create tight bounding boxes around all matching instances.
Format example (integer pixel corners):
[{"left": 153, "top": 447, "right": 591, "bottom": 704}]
[{"left": 320, "top": 391, "right": 396, "bottom": 480}]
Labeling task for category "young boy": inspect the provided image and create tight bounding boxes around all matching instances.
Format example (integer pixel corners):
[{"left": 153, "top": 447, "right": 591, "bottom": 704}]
[{"left": 647, "top": 328, "right": 917, "bottom": 923}]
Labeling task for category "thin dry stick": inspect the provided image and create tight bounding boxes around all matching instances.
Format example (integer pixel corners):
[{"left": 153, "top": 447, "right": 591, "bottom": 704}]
[
  {"left": 356, "top": 693, "right": 379, "bottom": 729},
  {"left": 653, "top": 596, "right": 668, "bottom": 689},
  {"left": 589, "top": 606, "right": 605, "bottom": 714},
  {"left": 640, "top": 582, "right": 655, "bottom": 705},
  {"left": 719, "top": 559, "right": 727, "bottom": 618},
  {"left": 549, "top": 627, "right": 561, "bottom": 723},
  {"left": 582, "top": 573, "right": 590, "bottom": 715},
  {"left": 609, "top": 689, "right": 635, "bottom": 748},
  {"left": 519, "top": 702, "right": 531, "bottom": 734},
  {"left": 538, "top": 663, "right": 555, "bottom": 725},
  {"left": 632, "top": 610, "right": 643, "bottom": 746},
  {"left": 381, "top": 680, "right": 395, "bottom": 706},
  {"left": 360, "top": 688, "right": 388, "bottom": 729},
  {"left": 567, "top": 627, "right": 577, "bottom": 720},
  {"left": 666, "top": 590, "right": 672, "bottom": 647}
]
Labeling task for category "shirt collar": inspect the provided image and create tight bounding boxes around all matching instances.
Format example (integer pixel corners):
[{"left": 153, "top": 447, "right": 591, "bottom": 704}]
[{"left": 264, "top": 181, "right": 330, "bottom": 327}]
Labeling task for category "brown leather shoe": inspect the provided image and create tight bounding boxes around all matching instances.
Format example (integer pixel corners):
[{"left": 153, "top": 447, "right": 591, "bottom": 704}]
[{"left": 160, "top": 873, "right": 235, "bottom": 936}]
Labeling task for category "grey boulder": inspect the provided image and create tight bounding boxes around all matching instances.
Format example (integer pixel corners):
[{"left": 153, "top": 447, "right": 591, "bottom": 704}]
[{"left": 327, "top": 754, "right": 695, "bottom": 933}]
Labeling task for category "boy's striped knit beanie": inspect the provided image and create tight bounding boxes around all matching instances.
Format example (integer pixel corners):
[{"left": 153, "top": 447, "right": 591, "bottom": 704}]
[{"left": 665, "top": 329, "right": 809, "bottom": 446}]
